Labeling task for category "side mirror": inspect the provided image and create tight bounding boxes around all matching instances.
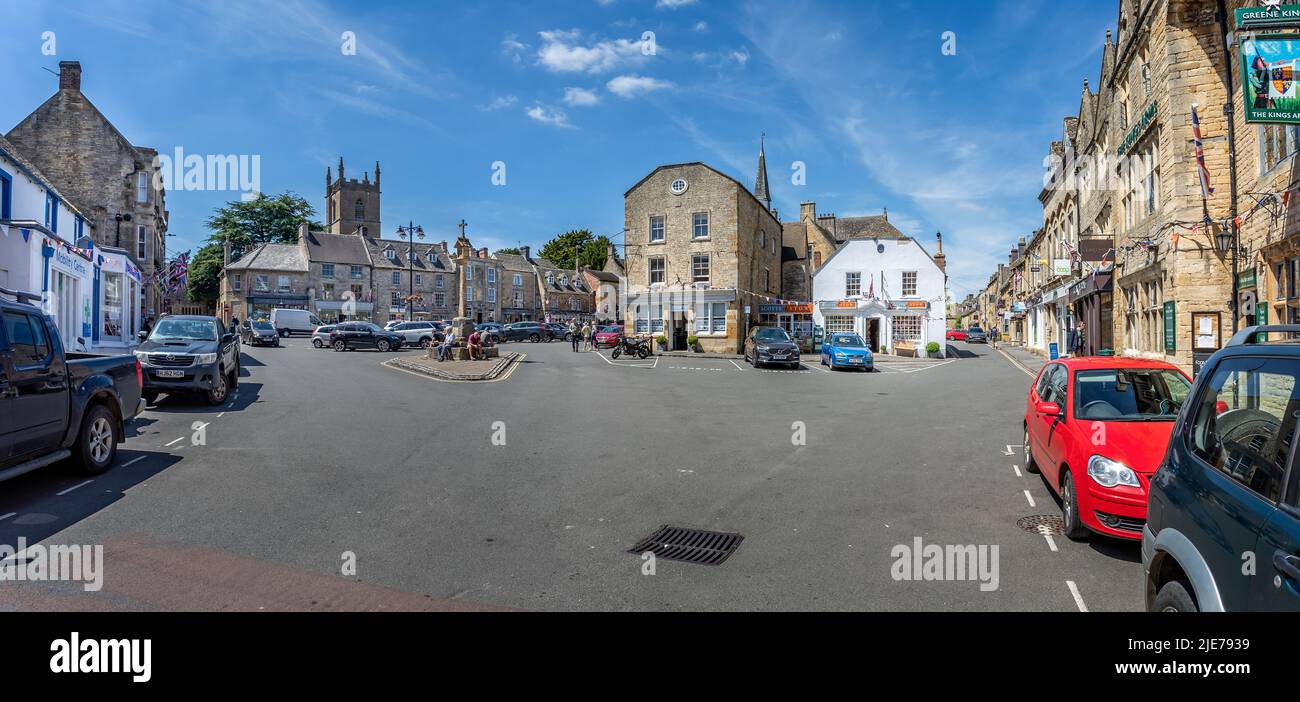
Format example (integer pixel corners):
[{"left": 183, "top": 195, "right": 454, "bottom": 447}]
[
  {"left": 221, "top": 333, "right": 234, "bottom": 344},
  {"left": 1035, "top": 401, "right": 1062, "bottom": 417},
  {"left": 137, "top": 330, "right": 149, "bottom": 341}
]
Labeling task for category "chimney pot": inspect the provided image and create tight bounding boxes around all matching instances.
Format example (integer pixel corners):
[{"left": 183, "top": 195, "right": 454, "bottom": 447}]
[
  {"left": 59, "top": 61, "right": 82, "bottom": 92},
  {"left": 520, "top": 245, "right": 531, "bottom": 260}
]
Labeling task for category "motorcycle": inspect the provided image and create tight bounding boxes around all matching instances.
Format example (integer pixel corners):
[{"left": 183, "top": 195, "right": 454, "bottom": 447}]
[{"left": 611, "top": 335, "right": 650, "bottom": 359}]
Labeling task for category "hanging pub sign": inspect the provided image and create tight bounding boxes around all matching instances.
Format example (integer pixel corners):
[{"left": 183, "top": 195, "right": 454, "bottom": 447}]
[
  {"left": 1236, "top": 4, "right": 1300, "bottom": 30},
  {"left": 1240, "top": 34, "right": 1300, "bottom": 124}
]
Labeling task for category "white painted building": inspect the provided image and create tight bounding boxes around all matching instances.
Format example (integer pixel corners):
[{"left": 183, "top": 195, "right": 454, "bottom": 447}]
[
  {"left": 0, "top": 135, "right": 98, "bottom": 351},
  {"left": 811, "top": 237, "right": 948, "bottom": 358}
]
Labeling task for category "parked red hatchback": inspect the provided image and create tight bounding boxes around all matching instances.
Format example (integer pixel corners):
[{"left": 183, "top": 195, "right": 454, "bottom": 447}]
[
  {"left": 946, "top": 328, "right": 968, "bottom": 341},
  {"left": 594, "top": 324, "right": 624, "bottom": 349},
  {"left": 1023, "top": 357, "right": 1192, "bottom": 541}
]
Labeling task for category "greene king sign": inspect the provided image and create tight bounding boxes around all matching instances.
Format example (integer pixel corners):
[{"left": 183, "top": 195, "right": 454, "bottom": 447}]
[{"left": 1237, "top": 4, "right": 1300, "bottom": 30}]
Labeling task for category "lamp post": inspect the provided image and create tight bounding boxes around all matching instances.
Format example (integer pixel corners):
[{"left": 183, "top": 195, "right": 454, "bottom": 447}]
[
  {"left": 396, "top": 221, "right": 424, "bottom": 322},
  {"left": 114, "top": 212, "right": 132, "bottom": 248}
]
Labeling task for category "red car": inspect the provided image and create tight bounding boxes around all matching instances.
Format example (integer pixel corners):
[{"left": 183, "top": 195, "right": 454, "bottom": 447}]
[
  {"left": 594, "top": 324, "right": 624, "bottom": 349},
  {"left": 946, "top": 329, "right": 968, "bottom": 341},
  {"left": 1023, "top": 357, "right": 1192, "bottom": 541}
]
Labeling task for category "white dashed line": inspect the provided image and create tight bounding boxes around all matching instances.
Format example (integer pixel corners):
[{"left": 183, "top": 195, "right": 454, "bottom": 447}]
[
  {"left": 122, "top": 456, "right": 147, "bottom": 468},
  {"left": 0, "top": 512, "right": 15, "bottom": 522},
  {"left": 217, "top": 412, "right": 224, "bottom": 418},
  {"left": 1066, "top": 580, "right": 1088, "bottom": 612},
  {"left": 1043, "top": 534, "right": 1058, "bottom": 552},
  {"left": 1013, "top": 464, "right": 1022, "bottom": 477},
  {"left": 164, "top": 437, "right": 184, "bottom": 447},
  {"left": 56, "top": 480, "right": 93, "bottom": 496},
  {"left": 728, "top": 359, "right": 744, "bottom": 371},
  {"left": 1023, "top": 490, "right": 1036, "bottom": 507}
]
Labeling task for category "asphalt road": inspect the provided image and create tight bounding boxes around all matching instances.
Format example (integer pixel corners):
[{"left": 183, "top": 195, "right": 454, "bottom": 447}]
[{"left": 0, "top": 336, "right": 1143, "bottom": 611}]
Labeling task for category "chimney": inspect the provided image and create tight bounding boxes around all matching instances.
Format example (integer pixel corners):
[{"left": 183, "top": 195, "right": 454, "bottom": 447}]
[
  {"left": 440, "top": 240, "right": 448, "bottom": 253},
  {"left": 298, "top": 222, "right": 309, "bottom": 244},
  {"left": 520, "top": 245, "right": 531, "bottom": 261},
  {"left": 883, "top": 207, "right": 888, "bottom": 221},
  {"left": 800, "top": 201, "right": 816, "bottom": 221},
  {"left": 59, "top": 61, "right": 81, "bottom": 92},
  {"left": 478, "top": 247, "right": 488, "bottom": 258},
  {"left": 933, "top": 232, "right": 946, "bottom": 273}
]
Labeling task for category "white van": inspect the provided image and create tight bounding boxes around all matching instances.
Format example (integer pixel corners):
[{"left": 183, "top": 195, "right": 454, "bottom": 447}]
[{"left": 270, "top": 308, "right": 323, "bottom": 337}]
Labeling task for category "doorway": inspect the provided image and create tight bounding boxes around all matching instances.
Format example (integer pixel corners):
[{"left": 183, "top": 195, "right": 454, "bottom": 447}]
[{"left": 866, "top": 318, "right": 881, "bottom": 352}]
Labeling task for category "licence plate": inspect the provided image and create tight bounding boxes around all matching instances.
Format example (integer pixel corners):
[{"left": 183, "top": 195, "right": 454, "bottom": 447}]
[{"left": 155, "top": 369, "right": 185, "bottom": 378}]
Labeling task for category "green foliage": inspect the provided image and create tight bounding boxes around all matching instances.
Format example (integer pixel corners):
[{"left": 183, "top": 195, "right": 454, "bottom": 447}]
[
  {"left": 926, "top": 341, "right": 941, "bottom": 354},
  {"left": 494, "top": 247, "right": 522, "bottom": 256},
  {"left": 655, "top": 334, "right": 669, "bottom": 346},
  {"left": 538, "top": 229, "right": 612, "bottom": 270},
  {"left": 186, "top": 243, "right": 226, "bottom": 305},
  {"left": 205, "top": 192, "right": 320, "bottom": 260},
  {"left": 687, "top": 335, "right": 699, "bottom": 347}
]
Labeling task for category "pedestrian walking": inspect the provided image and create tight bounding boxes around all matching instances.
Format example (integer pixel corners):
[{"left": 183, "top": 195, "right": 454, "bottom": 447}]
[
  {"left": 1074, "top": 321, "right": 1087, "bottom": 357},
  {"left": 570, "top": 321, "right": 580, "bottom": 352},
  {"left": 581, "top": 322, "right": 592, "bottom": 351}
]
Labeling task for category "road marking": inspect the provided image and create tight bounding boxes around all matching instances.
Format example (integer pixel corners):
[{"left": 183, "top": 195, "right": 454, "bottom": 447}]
[
  {"left": 1002, "top": 444, "right": 1023, "bottom": 456},
  {"left": 122, "top": 456, "right": 147, "bottom": 468},
  {"left": 164, "top": 437, "right": 184, "bottom": 447},
  {"left": 1012, "top": 464, "right": 1022, "bottom": 477},
  {"left": 1066, "top": 580, "right": 1088, "bottom": 612},
  {"left": 1043, "top": 534, "right": 1058, "bottom": 552},
  {"left": 0, "top": 512, "right": 15, "bottom": 522},
  {"left": 728, "top": 359, "right": 744, "bottom": 371},
  {"left": 1023, "top": 490, "right": 1036, "bottom": 507},
  {"left": 994, "top": 346, "right": 1037, "bottom": 378},
  {"left": 217, "top": 412, "right": 225, "bottom": 418},
  {"left": 56, "top": 480, "right": 93, "bottom": 496}
]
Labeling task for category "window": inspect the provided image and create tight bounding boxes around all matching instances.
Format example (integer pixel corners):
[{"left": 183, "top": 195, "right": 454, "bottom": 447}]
[
  {"left": 392, "top": 271, "right": 401, "bottom": 285},
  {"left": 813, "top": 250, "right": 822, "bottom": 267},
  {"left": 846, "top": 272, "right": 862, "bottom": 297},
  {"left": 488, "top": 288, "right": 497, "bottom": 303},
  {"left": 514, "top": 291, "right": 523, "bottom": 306},
  {"left": 1123, "top": 141, "right": 1159, "bottom": 228},
  {"left": 825, "top": 315, "right": 854, "bottom": 333},
  {"left": 1189, "top": 357, "right": 1299, "bottom": 503},
  {"left": 693, "top": 212, "right": 709, "bottom": 239},
  {"left": 651, "top": 304, "right": 664, "bottom": 333},
  {"left": 558, "top": 274, "right": 567, "bottom": 286},
  {"left": 902, "top": 271, "right": 917, "bottom": 296},
  {"left": 322, "top": 263, "right": 334, "bottom": 278},
  {"left": 137, "top": 225, "right": 147, "bottom": 260},
  {"left": 514, "top": 273, "right": 523, "bottom": 287},
  {"left": 694, "top": 302, "right": 727, "bottom": 333},
  {"left": 391, "top": 291, "right": 401, "bottom": 306},
  {"left": 134, "top": 171, "right": 148, "bottom": 203},
  {"left": 759, "top": 230, "right": 765, "bottom": 249},
  {"left": 569, "top": 298, "right": 578, "bottom": 311},
  {"left": 1074, "top": 368, "right": 1190, "bottom": 420},
  {"left": 1261, "top": 125, "right": 1300, "bottom": 174},
  {"left": 232, "top": 274, "right": 241, "bottom": 292},
  {"left": 763, "top": 268, "right": 770, "bottom": 291},
  {"left": 351, "top": 265, "right": 363, "bottom": 279},
  {"left": 434, "top": 292, "right": 445, "bottom": 307},
  {"left": 322, "top": 283, "right": 334, "bottom": 299},
  {"left": 649, "top": 215, "right": 665, "bottom": 243},
  {"left": 0, "top": 168, "right": 11, "bottom": 219},
  {"left": 649, "top": 257, "right": 665, "bottom": 284},
  {"left": 1035, "top": 364, "right": 1063, "bottom": 404},
  {"left": 1140, "top": 63, "right": 1151, "bottom": 97},
  {"left": 691, "top": 254, "right": 710, "bottom": 283},
  {"left": 427, "top": 252, "right": 436, "bottom": 262},
  {"left": 355, "top": 199, "right": 365, "bottom": 220},
  {"left": 892, "top": 315, "right": 922, "bottom": 343},
  {"left": 277, "top": 275, "right": 290, "bottom": 292},
  {"left": 487, "top": 268, "right": 496, "bottom": 284},
  {"left": 385, "top": 249, "right": 396, "bottom": 261},
  {"left": 3, "top": 312, "right": 50, "bottom": 366},
  {"left": 350, "top": 284, "right": 363, "bottom": 299},
  {"left": 415, "top": 274, "right": 422, "bottom": 286},
  {"left": 1278, "top": 262, "right": 1287, "bottom": 300}
]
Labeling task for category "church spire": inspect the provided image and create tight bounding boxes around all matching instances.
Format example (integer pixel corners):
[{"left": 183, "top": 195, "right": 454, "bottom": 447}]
[{"left": 754, "top": 132, "right": 771, "bottom": 211}]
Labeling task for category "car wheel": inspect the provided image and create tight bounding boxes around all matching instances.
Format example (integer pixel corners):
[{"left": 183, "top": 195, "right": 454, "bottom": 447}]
[
  {"left": 334, "top": 340, "right": 346, "bottom": 352},
  {"left": 206, "top": 372, "right": 228, "bottom": 406},
  {"left": 1152, "top": 580, "right": 1198, "bottom": 612},
  {"left": 377, "top": 339, "right": 391, "bottom": 352},
  {"left": 74, "top": 404, "right": 118, "bottom": 474},
  {"left": 312, "top": 338, "right": 323, "bottom": 348},
  {"left": 529, "top": 333, "right": 540, "bottom": 343},
  {"left": 419, "top": 337, "right": 431, "bottom": 349},
  {"left": 279, "top": 329, "right": 289, "bottom": 337},
  {"left": 1060, "top": 469, "right": 1089, "bottom": 541},
  {"left": 1023, "top": 427, "right": 1040, "bottom": 474}
]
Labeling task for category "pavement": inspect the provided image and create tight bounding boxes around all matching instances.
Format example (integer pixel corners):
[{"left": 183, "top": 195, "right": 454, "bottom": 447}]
[
  {"left": 992, "top": 343, "right": 1047, "bottom": 377},
  {"left": 0, "top": 335, "right": 1143, "bottom": 612}
]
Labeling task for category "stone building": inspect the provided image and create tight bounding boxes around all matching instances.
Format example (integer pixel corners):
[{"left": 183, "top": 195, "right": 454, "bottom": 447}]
[
  {"left": 365, "top": 235, "right": 456, "bottom": 323},
  {"left": 532, "top": 257, "right": 594, "bottom": 325},
  {"left": 496, "top": 247, "right": 541, "bottom": 322},
  {"left": 451, "top": 235, "right": 503, "bottom": 324},
  {"left": 623, "top": 158, "right": 783, "bottom": 353},
  {"left": 1070, "top": 62, "right": 1119, "bottom": 357},
  {"left": 583, "top": 268, "right": 620, "bottom": 323},
  {"left": 326, "top": 158, "right": 381, "bottom": 237},
  {"left": 6, "top": 61, "right": 169, "bottom": 318},
  {"left": 301, "top": 227, "right": 375, "bottom": 323},
  {"left": 219, "top": 242, "right": 310, "bottom": 322}
]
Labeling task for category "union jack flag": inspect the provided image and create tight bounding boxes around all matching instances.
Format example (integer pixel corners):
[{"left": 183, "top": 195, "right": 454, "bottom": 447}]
[{"left": 1191, "top": 103, "right": 1213, "bottom": 199}]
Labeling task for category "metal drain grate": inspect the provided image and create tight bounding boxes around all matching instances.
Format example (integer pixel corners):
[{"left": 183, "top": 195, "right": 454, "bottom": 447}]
[
  {"left": 629, "top": 525, "right": 743, "bottom": 566},
  {"left": 1017, "top": 515, "right": 1065, "bottom": 536}
]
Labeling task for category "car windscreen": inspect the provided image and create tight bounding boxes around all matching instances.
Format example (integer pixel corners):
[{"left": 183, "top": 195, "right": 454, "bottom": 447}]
[
  {"left": 363, "top": 323, "right": 385, "bottom": 332},
  {"left": 968, "top": 327, "right": 983, "bottom": 333},
  {"left": 755, "top": 328, "right": 790, "bottom": 341},
  {"left": 252, "top": 321, "right": 273, "bottom": 330},
  {"left": 830, "top": 334, "right": 865, "bottom": 347},
  {"left": 1075, "top": 368, "right": 1191, "bottom": 421},
  {"left": 600, "top": 326, "right": 621, "bottom": 333},
  {"left": 151, "top": 319, "right": 218, "bottom": 341}
]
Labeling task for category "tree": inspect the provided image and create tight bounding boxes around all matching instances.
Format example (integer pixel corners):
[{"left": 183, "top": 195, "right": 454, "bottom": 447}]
[
  {"left": 538, "top": 230, "right": 612, "bottom": 270},
  {"left": 205, "top": 192, "right": 321, "bottom": 260},
  {"left": 186, "top": 242, "right": 225, "bottom": 305},
  {"left": 494, "top": 247, "right": 522, "bottom": 256}
]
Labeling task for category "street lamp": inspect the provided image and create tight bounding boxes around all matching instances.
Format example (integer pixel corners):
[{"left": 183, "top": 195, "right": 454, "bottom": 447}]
[
  {"left": 1214, "top": 227, "right": 1234, "bottom": 255},
  {"left": 396, "top": 221, "right": 424, "bottom": 322},
  {"left": 114, "top": 212, "right": 132, "bottom": 248}
]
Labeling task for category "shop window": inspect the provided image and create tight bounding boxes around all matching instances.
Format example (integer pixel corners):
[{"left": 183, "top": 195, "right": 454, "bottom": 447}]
[
  {"left": 694, "top": 302, "right": 726, "bottom": 333},
  {"left": 102, "top": 273, "right": 124, "bottom": 339},
  {"left": 892, "top": 316, "right": 922, "bottom": 342},
  {"left": 825, "top": 315, "right": 854, "bottom": 333}
]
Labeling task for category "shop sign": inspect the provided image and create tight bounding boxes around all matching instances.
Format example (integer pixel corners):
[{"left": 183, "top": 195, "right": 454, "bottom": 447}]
[
  {"left": 1236, "top": 4, "right": 1300, "bottom": 30},
  {"left": 48, "top": 244, "right": 91, "bottom": 277},
  {"left": 1241, "top": 34, "right": 1300, "bottom": 124},
  {"left": 1237, "top": 268, "right": 1257, "bottom": 289},
  {"left": 835, "top": 300, "right": 857, "bottom": 308},
  {"left": 1163, "top": 301, "right": 1176, "bottom": 352},
  {"left": 759, "top": 303, "right": 813, "bottom": 314},
  {"left": 1052, "top": 259, "right": 1073, "bottom": 277},
  {"left": 905, "top": 301, "right": 928, "bottom": 309},
  {"left": 1117, "top": 102, "right": 1157, "bottom": 155}
]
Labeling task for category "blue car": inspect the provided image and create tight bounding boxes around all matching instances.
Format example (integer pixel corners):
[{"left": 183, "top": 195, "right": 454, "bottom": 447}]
[{"left": 820, "top": 332, "right": 874, "bottom": 371}]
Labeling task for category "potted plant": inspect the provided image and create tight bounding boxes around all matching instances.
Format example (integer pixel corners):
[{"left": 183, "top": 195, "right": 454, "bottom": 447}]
[
  {"left": 926, "top": 341, "right": 941, "bottom": 356},
  {"left": 655, "top": 334, "right": 669, "bottom": 351},
  {"left": 687, "top": 334, "right": 700, "bottom": 352}
]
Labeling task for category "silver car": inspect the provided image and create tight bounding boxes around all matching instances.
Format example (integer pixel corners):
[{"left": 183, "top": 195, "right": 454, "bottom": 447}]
[{"left": 311, "top": 325, "right": 338, "bottom": 348}]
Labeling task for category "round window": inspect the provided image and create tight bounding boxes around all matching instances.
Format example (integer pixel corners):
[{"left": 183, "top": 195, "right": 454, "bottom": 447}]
[{"left": 670, "top": 178, "right": 688, "bottom": 195}]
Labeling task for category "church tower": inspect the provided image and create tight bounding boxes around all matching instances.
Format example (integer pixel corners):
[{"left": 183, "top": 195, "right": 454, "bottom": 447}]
[{"left": 326, "top": 157, "right": 382, "bottom": 237}]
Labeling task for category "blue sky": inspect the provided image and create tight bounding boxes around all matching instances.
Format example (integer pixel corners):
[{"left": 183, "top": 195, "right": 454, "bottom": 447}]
[{"left": 2, "top": 0, "right": 1116, "bottom": 296}]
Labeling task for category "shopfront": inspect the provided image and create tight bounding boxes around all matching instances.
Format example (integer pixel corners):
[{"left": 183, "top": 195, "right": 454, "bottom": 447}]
[
  {"left": 43, "top": 236, "right": 94, "bottom": 351},
  {"left": 246, "top": 293, "right": 310, "bottom": 321},
  {"left": 815, "top": 299, "right": 938, "bottom": 357},
  {"left": 758, "top": 302, "right": 814, "bottom": 347},
  {"left": 626, "top": 288, "right": 738, "bottom": 352},
  {"left": 94, "top": 247, "right": 141, "bottom": 349},
  {"left": 1069, "top": 268, "right": 1114, "bottom": 356}
]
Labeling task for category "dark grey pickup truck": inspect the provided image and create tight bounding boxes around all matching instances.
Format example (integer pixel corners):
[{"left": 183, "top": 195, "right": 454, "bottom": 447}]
[{"left": 1, "top": 287, "right": 143, "bottom": 481}]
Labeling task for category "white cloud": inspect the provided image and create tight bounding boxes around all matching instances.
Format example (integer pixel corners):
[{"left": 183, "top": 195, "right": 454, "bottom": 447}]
[
  {"left": 563, "top": 87, "right": 601, "bottom": 107},
  {"left": 607, "top": 74, "right": 673, "bottom": 98},
  {"left": 526, "top": 104, "right": 574, "bottom": 128},
  {"left": 730, "top": 49, "right": 750, "bottom": 66},
  {"left": 693, "top": 21, "right": 708, "bottom": 32},
  {"left": 657, "top": 0, "right": 697, "bottom": 8},
  {"left": 479, "top": 95, "right": 518, "bottom": 111},
  {"left": 536, "top": 29, "right": 650, "bottom": 73},
  {"left": 502, "top": 33, "right": 528, "bottom": 64}
]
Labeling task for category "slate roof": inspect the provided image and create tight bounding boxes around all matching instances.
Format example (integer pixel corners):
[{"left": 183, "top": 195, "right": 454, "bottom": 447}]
[
  {"left": 365, "top": 237, "right": 453, "bottom": 271},
  {"left": 585, "top": 269, "right": 619, "bottom": 283},
  {"left": 225, "top": 243, "right": 308, "bottom": 272},
  {"left": 304, "top": 231, "right": 371, "bottom": 266},
  {"left": 495, "top": 252, "right": 536, "bottom": 273},
  {"left": 533, "top": 259, "right": 590, "bottom": 292},
  {"left": 814, "top": 215, "right": 907, "bottom": 243}
]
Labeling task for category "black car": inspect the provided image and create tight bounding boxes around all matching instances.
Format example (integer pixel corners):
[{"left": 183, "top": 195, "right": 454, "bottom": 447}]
[
  {"left": 242, "top": 319, "right": 280, "bottom": 347},
  {"left": 545, "top": 323, "right": 572, "bottom": 341},
  {"left": 328, "top": 322, "right": 404, "bottom": 352},
  {"left": 965, "top": 326, "right": 988, "bottom": 343},
  {"left": 136, "top": 315, "right": 240, "bottom": 405},
  {"left": 744, "top": 326, "right": 800, "bottom": 368},
  {"left": 501, "top": 322, "right": 553, "bottom": 343},
  {"left": 1143, "top": 324, "right": 1300, "bottom": 612}
]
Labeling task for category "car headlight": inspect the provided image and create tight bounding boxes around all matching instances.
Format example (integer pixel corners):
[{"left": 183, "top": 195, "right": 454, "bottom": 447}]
[
  {"left": 756, "top": 346, "right": 769, "bottom": 353},
  {"left": 1087, "top": 455, "right": 1140, "bottom": 488},
  {"left": 195, "top": 353, "right": 218, "bottom": 365},
  {"left": 835, "top": 352, "right": 846, "bottom": 359},
  {"left": 134, "top": 350, "right": 149, "bottom": 363}
]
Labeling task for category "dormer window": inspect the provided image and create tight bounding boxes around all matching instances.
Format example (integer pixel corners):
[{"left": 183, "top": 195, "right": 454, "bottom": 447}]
[
  {"left": 559, "top": 275, "right": 567, "bottom": 286},
  {"left": 385, "top": 249, "right": 396, "bottom": 260},
  {"left": 547, "top": 275, "right": 555, "bottom": 285}
]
